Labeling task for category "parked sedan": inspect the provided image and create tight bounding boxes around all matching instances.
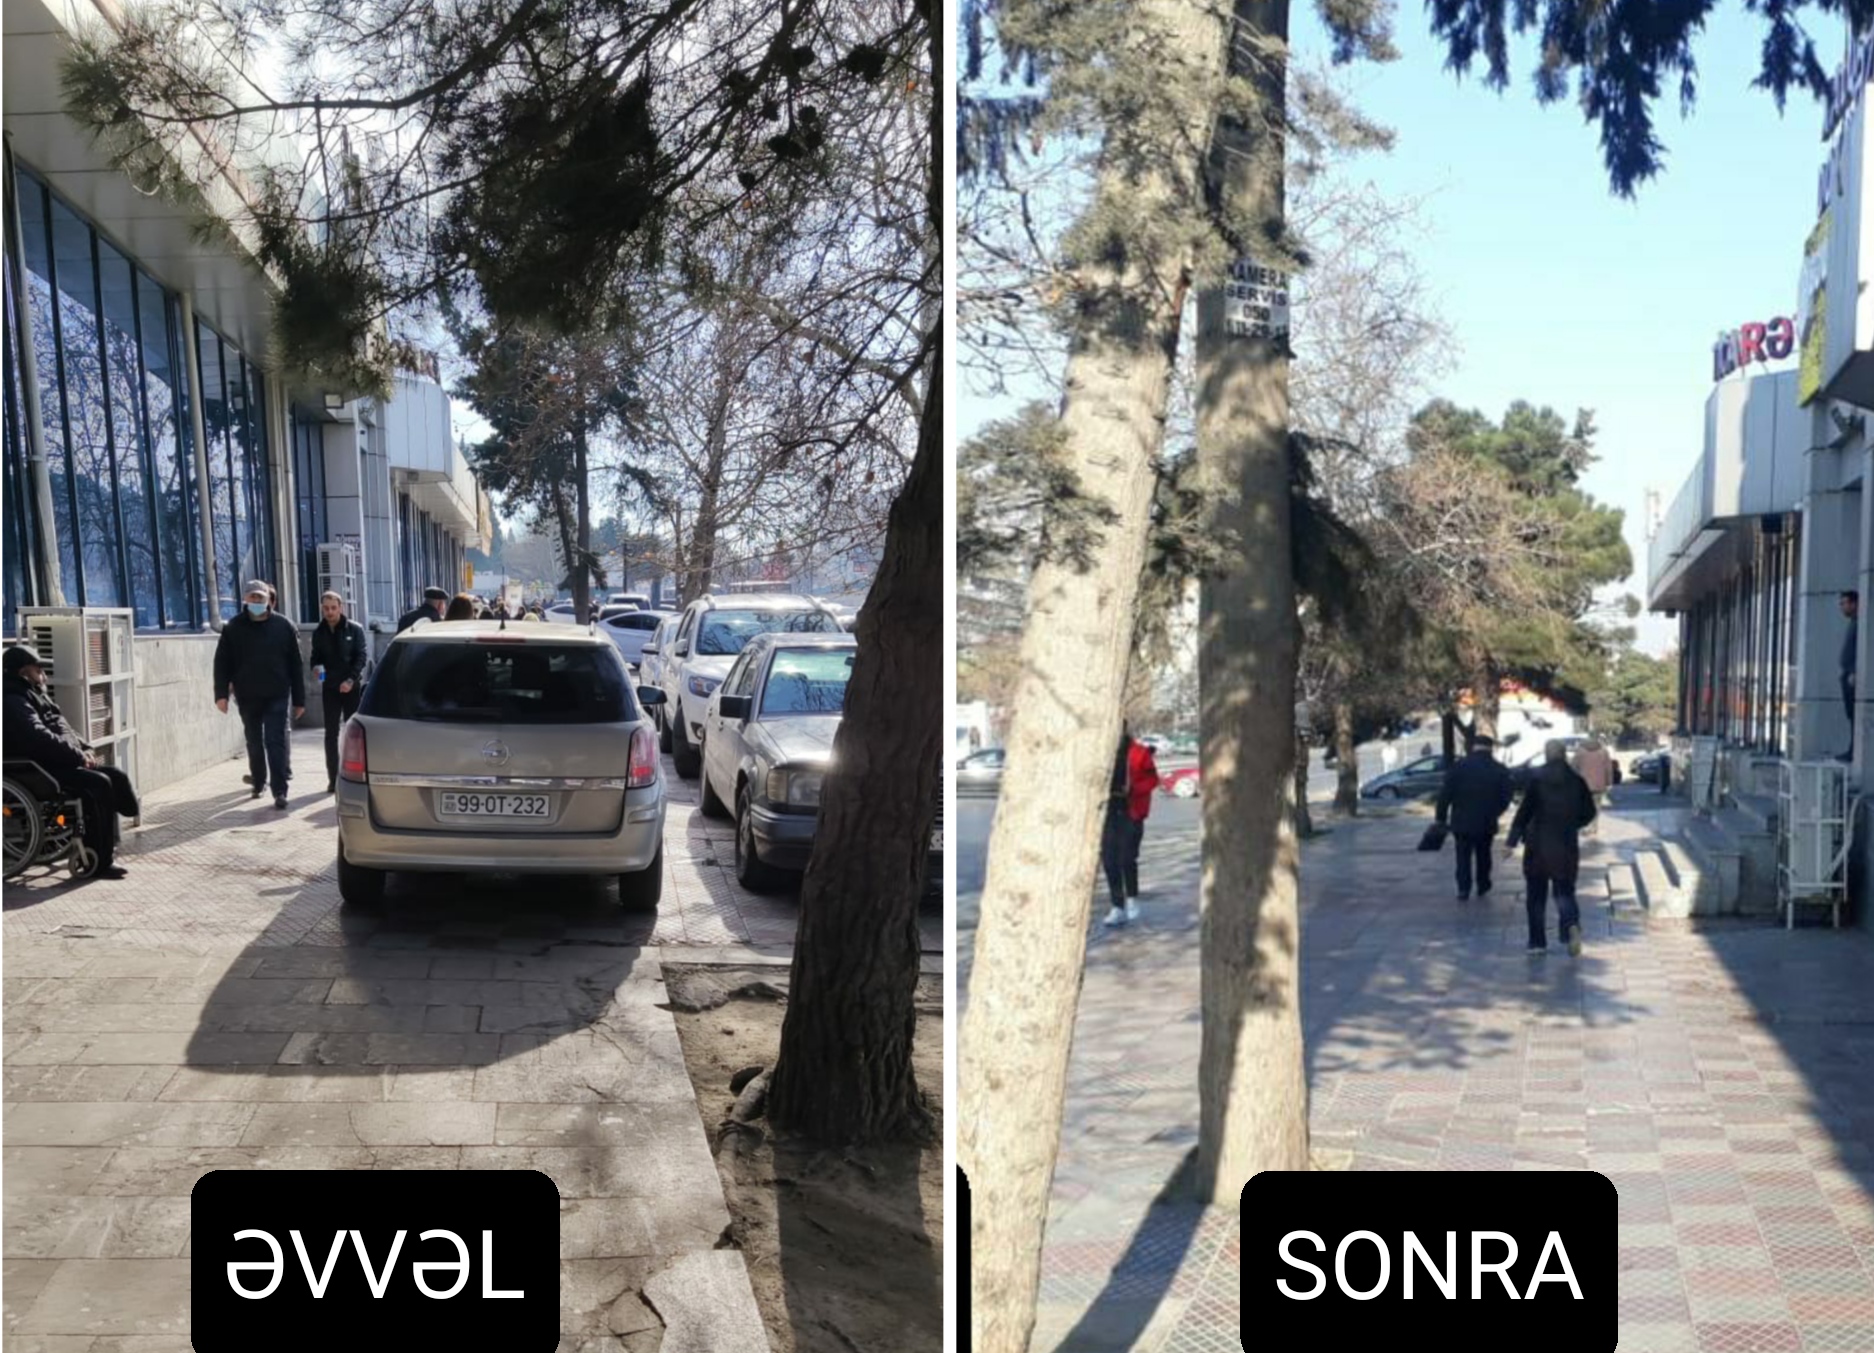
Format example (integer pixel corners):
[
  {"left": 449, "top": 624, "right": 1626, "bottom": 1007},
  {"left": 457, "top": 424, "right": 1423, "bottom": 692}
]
[
  {"left": 1630, "top": 751, "right": 1667, "bottom": 784},
  {"left": 598, "top": 608, "right": 674, "bottom": 669},
  {"left": 699, "top": 632, "right": 941, "bottom": 897},
  {"left": 1359, "top": 753, "right": 1450, "bottom": 800},
  {"left": 334, "top": 623, "right": 669, "bottom": 910},
  {"left": 956, "top": 747, "right": 1005, "bottom": 796}
]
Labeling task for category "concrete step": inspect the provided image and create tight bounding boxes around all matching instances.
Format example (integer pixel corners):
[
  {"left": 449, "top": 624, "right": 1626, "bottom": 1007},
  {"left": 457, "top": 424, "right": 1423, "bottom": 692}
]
[
  {"left": 1671, "top": 818, "right": 1743, "bottom": 912},
  {"left": 1731, "top": 790, "right": 1780, "bottom": 835},
  {"left": 1635, "top": 848, "right": 1690, "bottom": 918},
  {"left": 1606, "top": 863, "right": 1641, "bottom": 914}
]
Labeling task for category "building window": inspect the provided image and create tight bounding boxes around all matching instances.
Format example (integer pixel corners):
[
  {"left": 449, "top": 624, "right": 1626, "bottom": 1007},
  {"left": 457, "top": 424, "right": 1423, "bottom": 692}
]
[
  {"left": 10, "top": 164, "right": 218, "bottom": 628},
  {"left": 193, "top": 320, "right": 275, "bottom": 617},
  {"left": 293, "top": 409, "right": 327, "bottom": 622},
  {"left": 4, "top": 245, "right": 39, "bottom": 634}
]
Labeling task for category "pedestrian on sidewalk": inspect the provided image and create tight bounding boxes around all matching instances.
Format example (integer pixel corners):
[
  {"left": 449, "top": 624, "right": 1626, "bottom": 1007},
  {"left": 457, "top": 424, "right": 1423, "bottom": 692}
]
[
  {"left": 444, "top": 592, "right": 479, "bottom": 621},
  {"left": 1435, "top": 734, "right": 1512, "bottom": 901},
  {"left": 397, "top": 586, "right": 450, "bottom": 633},
  {"left": 1381, "top": 741, "right": 1399, "bottom": 775},
  {"left": 1505, "top": 739, "right": 1598, "bottom": 957},
  {"left": 2, "top": 644, "right": 139, "bottom": 879},
  {"left": 214, "top": 580, "right": 306, "bottom": 810},
  {"left": 1119, "top": 733, "right": 1160, "bottom": 914},
  {"left": 310, "top": 590, "right": 369, "bottom": 794},
  {"left": 1099, "top": 727, "right": 1138, "bottom": 928},
  {"left": 1571, "top": 738, "right": 1615, "bottom": 835},
  {"left": 1840, "top": 590, "right": 1859, "bottom": 762}
]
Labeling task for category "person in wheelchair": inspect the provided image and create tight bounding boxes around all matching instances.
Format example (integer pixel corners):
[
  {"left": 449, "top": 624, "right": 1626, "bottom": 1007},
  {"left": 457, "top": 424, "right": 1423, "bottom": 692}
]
[{"left": 2, "top": 644, "right": 139, "bottom": 880}]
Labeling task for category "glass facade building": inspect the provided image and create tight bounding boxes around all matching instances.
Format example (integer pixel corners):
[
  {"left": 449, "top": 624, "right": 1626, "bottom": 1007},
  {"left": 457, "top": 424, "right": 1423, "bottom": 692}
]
[{"left": 3, "top": 165, "right": 274, "bottom": 634}]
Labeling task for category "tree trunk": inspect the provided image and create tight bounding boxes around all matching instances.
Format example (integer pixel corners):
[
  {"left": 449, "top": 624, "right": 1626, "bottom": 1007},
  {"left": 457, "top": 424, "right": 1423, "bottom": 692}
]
[
  {"left": 959, "top": 4, "right": 1225, "bottom": 1347},
  {"left": 1194, "top": 0, "right": 1309, "bottom": 1204},
  {"left": 1291, "top": 728, "right": 1313, "bottom": 838},
  {"left": 1472, "top": 654, "right": 1499, "bottom": 740},
  {"left": 1333, "top": 698, "right": 1359, "bottom": 814},
  {"left": 572, "top": 408, "right": 592, "bottom": 621},
  {"left": 767, "top": 332, "right": 941, "bottom": 1146}
]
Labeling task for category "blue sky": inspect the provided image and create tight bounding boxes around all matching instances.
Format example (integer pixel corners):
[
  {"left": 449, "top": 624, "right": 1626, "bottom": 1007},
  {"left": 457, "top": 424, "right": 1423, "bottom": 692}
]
[{"left": 964, "top": 4, "right": 1848, "bottom": 656}]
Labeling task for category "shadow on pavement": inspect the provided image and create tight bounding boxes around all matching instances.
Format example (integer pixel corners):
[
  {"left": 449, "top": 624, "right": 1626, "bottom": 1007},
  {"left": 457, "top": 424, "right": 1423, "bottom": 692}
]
[{"left": 1051, "top": 1150, "right": 1206, "bottom": 1353}]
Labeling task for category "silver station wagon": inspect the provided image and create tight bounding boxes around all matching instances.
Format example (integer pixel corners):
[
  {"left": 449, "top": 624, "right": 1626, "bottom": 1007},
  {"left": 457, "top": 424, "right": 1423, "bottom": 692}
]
[{"left": 333, "top": 622, "right": 669, "bottom": 910}]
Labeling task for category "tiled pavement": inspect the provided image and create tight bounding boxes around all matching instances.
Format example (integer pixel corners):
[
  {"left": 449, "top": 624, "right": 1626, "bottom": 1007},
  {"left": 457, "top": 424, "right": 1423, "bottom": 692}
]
[
  {"left": 986, "top": 790, "right": 1874, "bottom": 1353},
  {"left": 2, "top": 731, "right": 936, "bottom": 1351}
]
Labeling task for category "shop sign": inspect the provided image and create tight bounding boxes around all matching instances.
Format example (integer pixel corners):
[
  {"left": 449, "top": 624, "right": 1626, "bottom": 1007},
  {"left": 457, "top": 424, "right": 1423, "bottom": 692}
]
[
  {"left": 1224, "top": 259, "right": 1290, "bottom": 341},
  {"left": 1712, "top": 317, "right": 1796, "bottom": 381},
  {"left": 1822, "top": 26, "right": 1874, "bottom": 145}
]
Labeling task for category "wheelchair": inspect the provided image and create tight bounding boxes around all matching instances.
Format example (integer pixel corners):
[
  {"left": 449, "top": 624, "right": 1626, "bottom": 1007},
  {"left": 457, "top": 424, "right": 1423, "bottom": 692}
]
[{"left": 2, "top": 760, "right": 100, "bottom": 881}]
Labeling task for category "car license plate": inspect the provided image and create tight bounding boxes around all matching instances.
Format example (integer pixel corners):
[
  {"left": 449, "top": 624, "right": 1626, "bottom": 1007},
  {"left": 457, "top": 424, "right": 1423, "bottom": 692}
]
[{"left": 439, "top": 792, "right": 551, "bottom": 819}]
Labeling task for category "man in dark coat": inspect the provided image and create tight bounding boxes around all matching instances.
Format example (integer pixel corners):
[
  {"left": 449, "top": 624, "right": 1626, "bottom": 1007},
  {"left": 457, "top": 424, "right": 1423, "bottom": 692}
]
[
  {"left": 2, "top": 644, "right": 138, "bottom": 878},
  {"left": 1841, "top": 590, "right": 1858, "bottom": 762},
  {"left": 310, "top": 590, "right": 369, "bottom": 794},
  {"left": 214, "top": 579, "right": 306, "bottom": 809},
  {"left": 1435, "top": 735, "right": 1513, "bottom": 901},
  {"left": 1506, "top": 739, "right": 1599, "bottom": 957},
  {"left": 397, "top": 586, "right": 450, "bottom": 634}
]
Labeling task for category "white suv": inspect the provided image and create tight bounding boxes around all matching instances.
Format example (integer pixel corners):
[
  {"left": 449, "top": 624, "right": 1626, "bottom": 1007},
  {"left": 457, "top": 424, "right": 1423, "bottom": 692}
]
[{"left": 659, "top": 593, "right": 843, "bottom": 779}]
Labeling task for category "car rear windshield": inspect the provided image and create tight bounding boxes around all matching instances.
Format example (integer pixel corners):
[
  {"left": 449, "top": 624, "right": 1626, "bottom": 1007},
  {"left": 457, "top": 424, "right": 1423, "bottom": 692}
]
[
  {"left": 696, "top": 608, "right": 840, "bottom": 656},
  {"left": 761, "top": 648, "right": 853, "bottom": 716},
  {"left": 361, "top": 642, "right": 634, "bottom": 724}
]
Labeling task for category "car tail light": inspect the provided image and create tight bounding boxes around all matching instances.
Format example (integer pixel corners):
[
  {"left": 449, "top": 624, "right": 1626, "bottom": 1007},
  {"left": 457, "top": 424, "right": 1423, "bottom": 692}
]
[
  {"left": 627, "top": 726, "right": 658, "bottom": 788},
  {"left": 340, "top": 720, "right": 368, "bottom": 782}
]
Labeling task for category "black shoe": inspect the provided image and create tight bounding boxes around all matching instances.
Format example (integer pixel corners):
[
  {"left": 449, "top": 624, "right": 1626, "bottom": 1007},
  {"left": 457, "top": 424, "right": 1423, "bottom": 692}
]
[
  {"left": 1457, "top": 892, "right": 1470, "bottom": 901},
  {"left": 242, "top": 774, "right": 254, "bottom": 785},
  {"left": 87, "top": 864, "right": 128, "bottom": 880},
  {"left": 273, "top": 795, "right": 288, "bottom": 810},
  {"left": 1478, "top": 884, "right": 1492, "bottom": 897},
  {"left": 326, "top": 782, "right": 336, "bottom": 795},
  {"left": 250, "top": 786, "right": 263, "bottom": 799}
]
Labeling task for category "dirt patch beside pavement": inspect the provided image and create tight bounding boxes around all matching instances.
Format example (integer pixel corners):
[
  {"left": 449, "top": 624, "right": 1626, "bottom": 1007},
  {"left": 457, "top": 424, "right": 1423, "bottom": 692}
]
[{"left": 664, "top": 965, "right": 943, "bottom": 1353}]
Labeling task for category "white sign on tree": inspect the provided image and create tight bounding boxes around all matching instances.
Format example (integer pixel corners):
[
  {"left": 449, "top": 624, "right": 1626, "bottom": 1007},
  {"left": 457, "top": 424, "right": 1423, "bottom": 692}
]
[{"left": 1225, "top": 259, "right": 1290, "bottom": 341}]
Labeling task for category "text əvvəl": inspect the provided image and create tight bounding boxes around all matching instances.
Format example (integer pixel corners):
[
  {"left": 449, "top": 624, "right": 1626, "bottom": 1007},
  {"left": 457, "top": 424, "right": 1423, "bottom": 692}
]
[
  {"left": 225, "top": 1229, "right": 525, "bottom": 1300},
  {"left": 1275, "top": 1230, "right": 1585, "bottom": 1301}
]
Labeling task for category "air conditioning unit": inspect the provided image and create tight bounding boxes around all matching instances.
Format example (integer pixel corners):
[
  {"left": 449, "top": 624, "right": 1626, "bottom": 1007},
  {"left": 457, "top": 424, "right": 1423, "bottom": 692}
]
[
  {"left": 1778, "top": 760, "right": 1853, "bottom": 929},
  {"left": 317, "top": 541, "right": 366, "bottom": 626},
  {"left": 15, "top": 607, "right": 139, "bottom": 820}
]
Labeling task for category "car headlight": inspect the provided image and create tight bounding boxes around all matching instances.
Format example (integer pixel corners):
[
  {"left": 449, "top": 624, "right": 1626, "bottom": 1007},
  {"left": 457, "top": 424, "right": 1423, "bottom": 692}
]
[
  {"left": 766, "top": 767, "right": 824, "bottom": 808},
  {"left": 688, "top": 674, "right": 721, "bottom": 698}
]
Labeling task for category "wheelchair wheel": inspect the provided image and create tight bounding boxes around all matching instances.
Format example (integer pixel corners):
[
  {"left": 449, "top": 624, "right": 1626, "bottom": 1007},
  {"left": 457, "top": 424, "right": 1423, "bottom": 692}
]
[{"left": 2, "top": 778, "right": 45, "bottom": 880}]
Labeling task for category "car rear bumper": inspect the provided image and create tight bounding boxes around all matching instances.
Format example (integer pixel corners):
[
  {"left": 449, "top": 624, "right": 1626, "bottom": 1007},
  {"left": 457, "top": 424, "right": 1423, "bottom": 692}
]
[{"left": 335, "top": 779, "right": 666, "bottom": 873}]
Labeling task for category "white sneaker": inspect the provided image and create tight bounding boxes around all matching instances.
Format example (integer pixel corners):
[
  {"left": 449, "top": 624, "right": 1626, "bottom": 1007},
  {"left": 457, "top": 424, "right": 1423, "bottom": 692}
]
[
  {"left": 1124, "top": 900, "right": 1140, "bottom": 922},
  {"left": 1104, "top": 906, "right": 1126, "bottom": 927},
  {"left": 1567, "top": 925, "right": 1583, "bottom": 957}
]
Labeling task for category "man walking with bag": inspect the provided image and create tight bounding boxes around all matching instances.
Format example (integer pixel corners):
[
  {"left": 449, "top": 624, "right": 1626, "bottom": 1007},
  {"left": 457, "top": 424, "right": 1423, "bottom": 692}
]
[
  {"left": 1435, "top": 735, "right": 1513, "bottom": 901},
  {"left": 1506, "top": 739, "right": 1598, "bottom": 956},
  {"left": 214, "top": 580, "right": 305, "bottom": 809},
  {"left": 310, "top": 590, "right": 369, "bottom": 794}
]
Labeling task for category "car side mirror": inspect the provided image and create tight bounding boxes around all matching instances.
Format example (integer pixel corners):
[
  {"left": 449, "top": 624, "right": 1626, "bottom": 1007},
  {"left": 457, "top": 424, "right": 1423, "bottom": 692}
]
[
  {"left": 641, "top": 643, "right": 659, "bottom": 655},
  {"left": 637, "top": 686, "right": 667, "bottom": 707},
  {"left": 673, "top": 642, "right": 690, "bottom": 657},
  {"left": 718, "top": 694, "right": 751, "bottom": 721}
]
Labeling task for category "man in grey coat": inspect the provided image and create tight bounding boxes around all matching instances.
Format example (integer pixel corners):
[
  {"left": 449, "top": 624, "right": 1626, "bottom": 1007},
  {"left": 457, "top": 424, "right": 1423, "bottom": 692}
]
[{"left": 1506, "top": 739, "right": 1598, "bottom": 957}]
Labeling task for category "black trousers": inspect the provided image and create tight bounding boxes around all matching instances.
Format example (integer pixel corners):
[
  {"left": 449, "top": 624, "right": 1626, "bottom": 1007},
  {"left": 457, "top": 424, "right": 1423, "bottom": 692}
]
[
  {"left": 1453, "top": 832, "right": 1493, "bottom": 897},
  {"left": 1099, "top": 801, "right": 1131, "bottom": 910},
  {"left": 51, "top": 763, "right": 136, "bottom": 867},
  {"left": 239, "top": 696, "right": 292, "bottom": 796},
  {"left": 1845, "top": 673, "right": 1856, "bottom": 753},
  {"left": 1525, "top": 870, "right": 1581, "bottom": 949},
  {"left": 322, "top": 684, "right": 363, "bottom": 788},
  {"left": 1121, "top": 815, "right": 1144, "bottom": 897}
]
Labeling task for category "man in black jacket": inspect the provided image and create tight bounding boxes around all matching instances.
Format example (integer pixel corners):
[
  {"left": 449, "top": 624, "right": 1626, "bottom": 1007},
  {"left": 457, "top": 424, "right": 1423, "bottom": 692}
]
[
  {"left": 397, "top": 586, "right": 450, "bottom": 633},
  {"left": 2, "top": 644, "right": 139, "bottom": 878},
  {"left": 1506, "top": 740, "right": 1599, "bottom": 957},
  {"left": 310, "top": 590, "right": 369, "bottom": 793},
  {"left": 214, "top": 580, "right": 306, "bottom": 809},
  {"left": 1435, "top": 735, "right": 1514, "bottom": 901}
]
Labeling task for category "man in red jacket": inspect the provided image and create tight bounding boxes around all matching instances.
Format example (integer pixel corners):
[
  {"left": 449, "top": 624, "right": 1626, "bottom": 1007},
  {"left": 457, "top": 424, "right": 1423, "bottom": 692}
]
[{"left": 1100, "top": 726, "right": 1161, "bottom": 927}]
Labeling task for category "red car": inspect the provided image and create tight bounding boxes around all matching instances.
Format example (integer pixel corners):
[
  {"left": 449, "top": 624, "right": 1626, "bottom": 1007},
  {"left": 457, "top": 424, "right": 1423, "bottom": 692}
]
[{"left": 1159, "top": 766, "right": 1201, "bottom": 799}]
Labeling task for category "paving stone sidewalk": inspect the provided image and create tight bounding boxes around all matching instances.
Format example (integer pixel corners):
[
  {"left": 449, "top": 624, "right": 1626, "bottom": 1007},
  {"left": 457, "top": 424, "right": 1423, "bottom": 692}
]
[
  {"left": 1012, "top": 791, "right": 1874, "bottom": 1353},
  {"left": 2, "top": 731, "right": 787, "bottom": 1353}
]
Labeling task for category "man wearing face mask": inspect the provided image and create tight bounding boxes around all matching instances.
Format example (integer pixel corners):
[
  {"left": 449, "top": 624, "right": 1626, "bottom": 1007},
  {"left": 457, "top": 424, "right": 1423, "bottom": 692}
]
[
  {"left": 2, "top": 644, "right": 140, "bottom": 879},
  {"left": 213, "top": 581, "right": 306, "bottom": 809}
]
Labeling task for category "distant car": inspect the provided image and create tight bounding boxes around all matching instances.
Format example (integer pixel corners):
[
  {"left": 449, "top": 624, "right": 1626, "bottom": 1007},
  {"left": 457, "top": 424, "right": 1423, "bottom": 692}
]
[
  {"left": 956, "top": 747, "right": 1005, "bottom": 796},
  {"left": 543, "top": 600, "right": 578, "bottom": 625},
  {"left": 334, "top": 622, "right": 668, "bottom": 911},
  {"left": 599, "top": 608, "right": 673, "bottom": 668},
  {"left": 1166, "top": 735, "right": 1198, "bottom": 758},
  {"left": 1360, "top": 754, "right": 1450, "bottom": 800},
  {"left": 610, "top": 593, "right": 652, "bottom": 610},
  {"left": 1159, "top": 766, "right": 1201, "bottom": 799},
  {"left": 638, "top": 615, "right": 682, "bottom": 743},
  {"left": 1630, "top": 751, "right": 1667, "bottom": 784}
]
